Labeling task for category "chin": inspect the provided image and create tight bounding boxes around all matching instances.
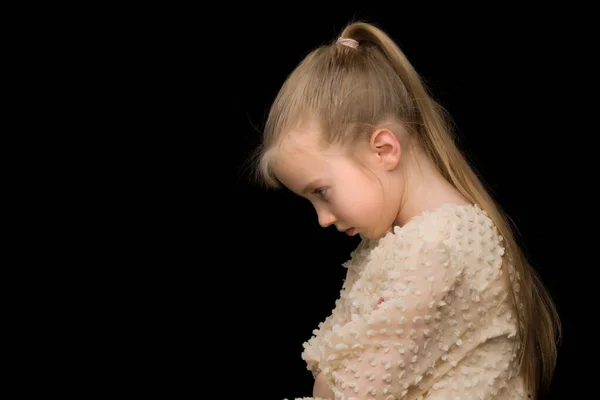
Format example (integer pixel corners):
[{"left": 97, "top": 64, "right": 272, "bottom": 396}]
[
  {"left": 358, "top": 231, "right": 378, "bottom": 240},
  {"left": 364, "top": 226, "right": 395, "bottom": 240}
]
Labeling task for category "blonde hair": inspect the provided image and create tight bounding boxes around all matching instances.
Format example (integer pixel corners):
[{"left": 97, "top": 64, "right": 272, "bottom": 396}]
[{"left": 248, "top": 21, "right": 560, "bottom": 398}]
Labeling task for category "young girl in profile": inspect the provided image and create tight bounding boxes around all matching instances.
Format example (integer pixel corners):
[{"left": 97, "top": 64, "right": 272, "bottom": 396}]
[{"left": 250, "top": 21, "right": 560, "bottom": 400}]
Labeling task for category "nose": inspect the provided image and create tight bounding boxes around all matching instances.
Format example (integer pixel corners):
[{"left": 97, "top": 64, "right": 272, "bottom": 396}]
[{"left": 317, "top": 208, "right": 336, "bottom": 228}]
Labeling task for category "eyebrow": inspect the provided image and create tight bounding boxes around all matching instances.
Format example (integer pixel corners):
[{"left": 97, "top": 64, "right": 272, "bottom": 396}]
[{"left": 301, "top": 179, "right": 323, "bottom": 194}]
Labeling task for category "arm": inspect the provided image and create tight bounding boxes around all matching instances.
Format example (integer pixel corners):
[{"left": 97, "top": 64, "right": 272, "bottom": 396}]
[
  {"left": 318, "top": 237, "right": 466, "bottom": 400},
  {"left": 288, "top": 209, "right": 506, "bottom": 400},
  {"left": 302, "top": 299, "right": 346, "bottom": 377},
  {"left": 302, "top": 267, "right": 358, "bottom": 377}
]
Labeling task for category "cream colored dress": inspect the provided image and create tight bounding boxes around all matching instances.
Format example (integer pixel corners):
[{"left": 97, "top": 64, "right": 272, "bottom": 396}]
[{"left": 288, "top": 203, "right": 527, "bottom": 400}]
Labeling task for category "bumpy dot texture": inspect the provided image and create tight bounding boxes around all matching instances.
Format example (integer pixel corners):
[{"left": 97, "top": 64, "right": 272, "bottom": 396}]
[{"left": 288, "top": 204, "right": 527, "bottom": 400}]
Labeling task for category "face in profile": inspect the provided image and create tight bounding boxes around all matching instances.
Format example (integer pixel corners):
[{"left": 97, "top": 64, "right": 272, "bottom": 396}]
[{"left": 273, "top": 127, "right": 398, "bottom": 240}]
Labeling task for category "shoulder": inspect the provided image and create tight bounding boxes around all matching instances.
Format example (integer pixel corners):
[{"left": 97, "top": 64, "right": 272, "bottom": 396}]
[
  {"left": 389, "top": 203, "right": 503, "bottom": 252},
  {"left": 414, "top": 203, "right": 506, "bottom": 290},
  {"left": 373, "top": 203, "right": 483, "bottom": 249},
  {"left": 373, "top": 203, "right": 505, "bottom": 279}
]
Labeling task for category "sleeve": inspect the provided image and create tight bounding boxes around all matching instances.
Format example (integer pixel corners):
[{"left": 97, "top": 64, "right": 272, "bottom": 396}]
[
  {"left": 315, "top": 236, "right": 465, "bottom": 400},
  {"left": 301, "top": 267, "right": 357, "bottom": 377},
  {"left": 301, "top": 295, "right": 349, "bottom": 377}
]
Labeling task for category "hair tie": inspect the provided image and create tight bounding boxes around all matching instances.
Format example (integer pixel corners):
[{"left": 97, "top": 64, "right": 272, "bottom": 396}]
[{"left": 337, "top": 37, "right": 359, "bottom": 49}]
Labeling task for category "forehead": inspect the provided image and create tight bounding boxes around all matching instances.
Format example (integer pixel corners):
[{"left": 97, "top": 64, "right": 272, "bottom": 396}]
[{"left": 272, "top": 128, "right": 343, "bottom": 193}]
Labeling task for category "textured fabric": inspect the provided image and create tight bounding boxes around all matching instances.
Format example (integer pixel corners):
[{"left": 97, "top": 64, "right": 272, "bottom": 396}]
[{"left": 289, "top": 203, "right": 527, "bottom": 400}]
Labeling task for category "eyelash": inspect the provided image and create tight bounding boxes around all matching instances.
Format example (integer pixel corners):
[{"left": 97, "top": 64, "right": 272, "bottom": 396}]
[{"left": 313, "top": 188, "right": 328, "bottom": 199}]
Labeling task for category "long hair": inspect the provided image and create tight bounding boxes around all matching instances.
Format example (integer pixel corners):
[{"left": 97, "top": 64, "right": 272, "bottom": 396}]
[{"left": 248, "top": 21, "right": 560, "bottom": 398}]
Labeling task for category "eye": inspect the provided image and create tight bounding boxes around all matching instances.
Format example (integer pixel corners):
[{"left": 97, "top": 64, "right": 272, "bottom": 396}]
[{"left": 313, "top": 188, "right": 328, "bottom": 199}]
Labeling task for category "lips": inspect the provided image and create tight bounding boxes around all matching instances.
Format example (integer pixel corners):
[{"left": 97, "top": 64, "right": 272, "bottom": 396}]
[{"left": 345, "top": 228, "right": 356, "bottom": 236}]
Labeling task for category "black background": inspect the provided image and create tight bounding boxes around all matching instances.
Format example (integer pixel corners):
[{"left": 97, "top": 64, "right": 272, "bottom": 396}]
[{"left": 102, "top": 4, "right": 596, "bottom": 399}]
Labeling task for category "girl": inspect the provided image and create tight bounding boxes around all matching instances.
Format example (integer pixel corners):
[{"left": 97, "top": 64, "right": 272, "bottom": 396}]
[{"left": 250, "top": 21, "right": 560, "bottom": 400}]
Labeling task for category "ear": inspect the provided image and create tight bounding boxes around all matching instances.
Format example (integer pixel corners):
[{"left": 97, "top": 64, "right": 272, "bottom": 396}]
[{"left": 368, "top": 128, "right": 402, "bottom": 171}]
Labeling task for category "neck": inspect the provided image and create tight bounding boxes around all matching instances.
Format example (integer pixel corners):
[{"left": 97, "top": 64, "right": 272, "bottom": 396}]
[{"left": 395, "top": 149, "right": 469, "bottom": 226}]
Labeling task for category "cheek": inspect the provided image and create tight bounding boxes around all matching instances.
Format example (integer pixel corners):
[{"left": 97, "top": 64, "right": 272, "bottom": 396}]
[
  {"left": 359, "top": 188, "right": 388, "bottom": 228},
  {"left": 356, "top": 178, "right": 383, "bottom": 205},
  {"left": 338, "top": 189, "right": 382, "bottom": 220}
]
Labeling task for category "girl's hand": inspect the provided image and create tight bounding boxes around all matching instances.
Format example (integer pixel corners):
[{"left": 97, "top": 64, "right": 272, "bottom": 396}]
[{"left": 313, "top": 372, "right": 334, "bottom": 399}]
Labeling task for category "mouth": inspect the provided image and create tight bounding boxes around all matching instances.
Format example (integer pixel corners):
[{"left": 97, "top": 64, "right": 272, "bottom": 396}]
[{"left": 345, "top": 228, "right": 356, "bottom": 236}]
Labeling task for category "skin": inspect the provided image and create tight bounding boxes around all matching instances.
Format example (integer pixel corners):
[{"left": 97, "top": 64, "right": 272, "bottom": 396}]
[
  {"left": 272, "top": 119, "right": 470, "bottom": 398},
  {"left": 273, "top": 119, "right": 469, "bottom": 240},
  {"left": 313, "top": 372, "right": 335, "bottom": 399}
]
